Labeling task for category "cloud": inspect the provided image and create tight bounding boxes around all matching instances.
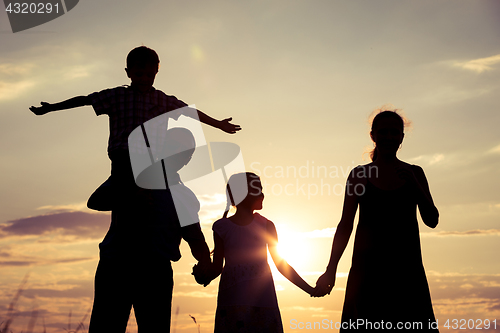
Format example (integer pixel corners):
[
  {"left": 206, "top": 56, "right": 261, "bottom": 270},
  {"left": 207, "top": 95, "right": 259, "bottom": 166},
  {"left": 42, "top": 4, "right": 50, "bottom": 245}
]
[
  {"left": 173, "top": 291, "right": 216, "bottom": 298},
  {"left": 421, "top": 229, "right": 500, "bottom": 237},
  {"left": 36, "top": 203, "right": 88, "bottom": 212},
  {"left": 487, "top": 144, "right": 500, "bottom": 154},
  {"left": 198, "top": 193, "right": 226, "bottom": 207},
  {"left": 0, "top": 63, "right": 34, "bottom": 76},
  {"left": 0, "top": 211, "right": 110, "bottom": 240},
  {"left": 425, "top": 274, "right": 500, "bottom": 317},
  {"left": 197, "top": 193, "right": 227, "bottom": 225},
  {"left": 0, "top": 256, "right": 94, "bottom": 267},
  {"left": 23, "top": 286, "right": 92, "bottom": 299},
  {"left": 0, "top": 62, "right": 37, "bottom": 100},
  {"left": 304, "top": 227, "right": 337, "bottom": 238},
  {"left": 428, "top": 274, "right": 500, "bottom": 300},
  {"left": 409, "top": 153, "right": 446, "bottom": 166},
  {"left": 453, "top": 54, "right": 500, "bottom": 73},
  {"left": 0, "top": 80, "right": 36, "bottom": 101},
  {"left": 285, "top": 306, "right": 328, "bottom": 312},
  {"left": 63, "top": 65, "right": 93, "bottom": 80},
  {"left": 0, "top": 260, "right": 38, "bottom": 266}
]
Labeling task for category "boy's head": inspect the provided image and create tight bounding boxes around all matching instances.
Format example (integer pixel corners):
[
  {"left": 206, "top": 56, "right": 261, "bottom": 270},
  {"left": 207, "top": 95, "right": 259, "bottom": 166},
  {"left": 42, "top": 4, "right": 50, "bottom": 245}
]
[{"left": 125, "top": 46, "right": 160, "bottom": 92}]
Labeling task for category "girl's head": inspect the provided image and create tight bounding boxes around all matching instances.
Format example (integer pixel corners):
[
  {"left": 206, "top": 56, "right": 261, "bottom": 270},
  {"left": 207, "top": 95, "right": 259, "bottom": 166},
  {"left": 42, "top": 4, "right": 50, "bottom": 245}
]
[
  {"left": 368, "top": 106, "right": 411, "bottom": 161},
  {"left": 223, "top": 172, "right": 263, "bottom": 218}
]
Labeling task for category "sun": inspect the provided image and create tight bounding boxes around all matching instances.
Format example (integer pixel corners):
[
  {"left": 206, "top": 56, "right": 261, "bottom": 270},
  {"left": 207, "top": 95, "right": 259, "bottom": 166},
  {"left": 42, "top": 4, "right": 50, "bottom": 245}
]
[{"left": 267, "top": 225, "right": 312, "bottom": 277}]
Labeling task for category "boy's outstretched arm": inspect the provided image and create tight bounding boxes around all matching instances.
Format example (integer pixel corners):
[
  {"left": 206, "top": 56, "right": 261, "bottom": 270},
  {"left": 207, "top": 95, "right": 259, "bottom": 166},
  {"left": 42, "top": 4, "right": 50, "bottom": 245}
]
[
  {"left": 267, "top": 221, "right": 315, "bottom": 296},
  {"left": 195, "top": 110, "right": 241, "bottom": 134},
  {"left": 30, "top": 96, "right": 91, "bottom": 115}
]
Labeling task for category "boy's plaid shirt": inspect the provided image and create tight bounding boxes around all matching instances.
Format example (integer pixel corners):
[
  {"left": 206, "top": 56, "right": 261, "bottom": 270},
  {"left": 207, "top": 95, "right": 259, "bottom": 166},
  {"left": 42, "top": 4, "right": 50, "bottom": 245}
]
[{"left": 89, "top": 86, "right": 193, "bottom": 156}]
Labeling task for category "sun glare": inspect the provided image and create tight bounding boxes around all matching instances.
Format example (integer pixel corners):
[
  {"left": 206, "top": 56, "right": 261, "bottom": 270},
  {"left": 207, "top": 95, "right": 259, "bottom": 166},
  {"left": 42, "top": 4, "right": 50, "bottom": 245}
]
[{"left": 267, "top": 225, "right": 312, "bottom": 278}]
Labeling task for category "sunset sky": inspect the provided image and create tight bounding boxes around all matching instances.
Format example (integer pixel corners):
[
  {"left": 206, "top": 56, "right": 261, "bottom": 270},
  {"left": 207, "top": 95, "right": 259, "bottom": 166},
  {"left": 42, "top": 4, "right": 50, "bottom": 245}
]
[{"left": 1, "top": 1, "right": 500, "bottom": 332}]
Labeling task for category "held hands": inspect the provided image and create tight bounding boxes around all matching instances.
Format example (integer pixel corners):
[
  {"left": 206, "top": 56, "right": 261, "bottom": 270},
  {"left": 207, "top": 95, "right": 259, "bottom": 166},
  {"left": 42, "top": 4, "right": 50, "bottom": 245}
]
[
  {"left": 311, "top": 270, "right": 336, "bottom": 297},
  {"left": 29, "top": 102, "right": 53, "bottom": 115},
  {"left": 218, "top": 117, "right": 241, "bottom": 134},
  {"left": 191, "top": 261, "right": 214, "bottom": 287}
]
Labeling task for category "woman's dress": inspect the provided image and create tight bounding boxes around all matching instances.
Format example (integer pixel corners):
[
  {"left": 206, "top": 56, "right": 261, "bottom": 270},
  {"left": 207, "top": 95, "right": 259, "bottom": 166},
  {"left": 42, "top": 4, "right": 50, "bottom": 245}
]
[
  {"left": 341, "top": 166, "right": 438, "bottom": 332},
  {"left": 212, "top": 213, "right": 284, "bottom": 333}
]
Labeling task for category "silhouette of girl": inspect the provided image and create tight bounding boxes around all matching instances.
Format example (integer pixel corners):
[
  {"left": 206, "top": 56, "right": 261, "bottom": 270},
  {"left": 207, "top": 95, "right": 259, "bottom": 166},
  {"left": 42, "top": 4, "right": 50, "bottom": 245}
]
[
  {"left": 313, "top": 109, "right": 439, "bottom": 332},
  {"left": 210, "top": 172, "right": 314, "bottom": 333}
]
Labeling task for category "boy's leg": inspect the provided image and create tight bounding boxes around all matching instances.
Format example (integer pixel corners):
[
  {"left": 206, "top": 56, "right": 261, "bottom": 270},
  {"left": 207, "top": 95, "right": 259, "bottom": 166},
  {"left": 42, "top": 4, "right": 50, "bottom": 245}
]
[
  {"left": 132, "top": 257, "right": 174, "bottom": 333},
  {"left": 89, "top": 258, "right": 132, "bottom": 333},
  {"left": 87, "top": 176, "right": 114, "bottom": 211}
]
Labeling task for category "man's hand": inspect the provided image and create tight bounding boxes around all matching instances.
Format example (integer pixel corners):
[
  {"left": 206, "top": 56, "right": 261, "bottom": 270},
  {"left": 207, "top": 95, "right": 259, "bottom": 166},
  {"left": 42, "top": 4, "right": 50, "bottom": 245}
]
[
  {"left": 29, "top": 102, "right": 53, "bottom": 115},
  {"left": 192, "top": 261, "right": 214, "bottom": 287},
  {"left": 218, "top": 117, "right": 241, "bottom": 134}
]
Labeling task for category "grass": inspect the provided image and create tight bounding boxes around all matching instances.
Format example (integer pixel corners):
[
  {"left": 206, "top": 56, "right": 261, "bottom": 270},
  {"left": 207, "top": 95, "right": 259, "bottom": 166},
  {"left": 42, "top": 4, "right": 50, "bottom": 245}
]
[
  {"left": 1, "top": 277, "right": 200, "bottom": 333},
  {"left": 0, "top": 275, "right": 88, "bottom": 333},
  {"left": 0, "top": 274, "right": 29, "bottom": 333},
  {"left": 188, "top": 314, "right": 200, "bottom": 333}
]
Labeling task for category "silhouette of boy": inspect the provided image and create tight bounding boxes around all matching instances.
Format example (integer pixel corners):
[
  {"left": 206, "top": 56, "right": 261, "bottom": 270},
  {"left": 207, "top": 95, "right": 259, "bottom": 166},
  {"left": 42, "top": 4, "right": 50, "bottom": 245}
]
[
  {"left": 30, "top": 46, "right": 240, "bottom": 210},
  {"left": 30, "top": 46, "right": 237, "bottom": 332}
]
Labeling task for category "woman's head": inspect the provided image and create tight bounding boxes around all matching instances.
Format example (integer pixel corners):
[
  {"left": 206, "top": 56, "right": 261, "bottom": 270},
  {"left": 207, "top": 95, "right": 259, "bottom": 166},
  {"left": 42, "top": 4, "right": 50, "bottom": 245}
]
[
  {"left": 223, "top": 172, "right": 263, "bottom": 218},
  {"left": 368, "top": 106, "right": 411, "bottom": 161}
]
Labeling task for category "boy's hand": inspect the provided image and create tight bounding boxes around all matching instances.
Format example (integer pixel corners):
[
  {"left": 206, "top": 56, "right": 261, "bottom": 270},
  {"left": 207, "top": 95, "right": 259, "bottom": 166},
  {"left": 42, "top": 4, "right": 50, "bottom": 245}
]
[
  {"left": 219, "top": 117, "right": 241, "bottom": 134},
  {"left": 30, "top": 102, "right": 53, "bottom": 115}
]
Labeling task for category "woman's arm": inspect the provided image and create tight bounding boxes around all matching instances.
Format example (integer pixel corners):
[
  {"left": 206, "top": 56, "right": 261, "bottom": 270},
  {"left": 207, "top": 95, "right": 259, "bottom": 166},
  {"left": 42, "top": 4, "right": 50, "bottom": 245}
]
[
  {"left": 311, "top": 172, "right": 360, "bottom": 297},
  {"left": 412, "top": 165, "right": 439, "bottom": 228},
  {"left": 267, "top": 221, "right": 314, "bottom": 295}
]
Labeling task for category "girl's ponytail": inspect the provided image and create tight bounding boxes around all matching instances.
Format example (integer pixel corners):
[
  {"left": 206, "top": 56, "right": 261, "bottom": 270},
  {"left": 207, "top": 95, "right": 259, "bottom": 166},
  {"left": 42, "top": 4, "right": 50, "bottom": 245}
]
[
  {"left": 222, "top": 181, "right": 235, "bottom": 218},
  {"left": 222, "top": 200, "right": 231, "bottom": 219}
]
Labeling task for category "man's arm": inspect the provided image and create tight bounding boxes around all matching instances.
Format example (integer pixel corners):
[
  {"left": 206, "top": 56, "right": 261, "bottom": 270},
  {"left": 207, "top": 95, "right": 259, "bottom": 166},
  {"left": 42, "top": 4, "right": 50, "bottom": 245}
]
[
  {"left": 181, "top": 223, "right": 211, "bottom": 264},
  {"left": 182, "top": 223, "right": 213, "bottom": 287},
  {"left": 30, "top": 96, "right": 91, "bottom": 115}
]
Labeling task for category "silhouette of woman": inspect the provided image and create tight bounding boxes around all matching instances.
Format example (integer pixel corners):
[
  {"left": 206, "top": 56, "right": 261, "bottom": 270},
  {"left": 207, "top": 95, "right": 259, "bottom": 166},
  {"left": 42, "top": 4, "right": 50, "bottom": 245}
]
[{"left": 313, "top": 109, "right": 439, "bottom": 332}]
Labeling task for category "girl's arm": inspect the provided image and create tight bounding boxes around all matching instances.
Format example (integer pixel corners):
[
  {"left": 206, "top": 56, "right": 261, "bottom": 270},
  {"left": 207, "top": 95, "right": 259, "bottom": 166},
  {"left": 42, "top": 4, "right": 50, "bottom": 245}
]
[
  {"left": 267, "top": 221, "right": 314, "bottom": 295},
  {"left": 211, "top": 231, "right": 225, "bottom": 280},
  {"left": 311, "top": 172, "right": 360, "bottom": 297},
  {"left": 30, "top": 96, "right": 91, "bottom": 115}
]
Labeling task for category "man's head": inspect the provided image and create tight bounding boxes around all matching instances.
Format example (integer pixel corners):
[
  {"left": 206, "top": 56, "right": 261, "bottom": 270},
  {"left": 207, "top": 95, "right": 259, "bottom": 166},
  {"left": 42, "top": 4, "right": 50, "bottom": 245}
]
[{"left": 125, "top": 46, "right": 160, "bottom": 92}]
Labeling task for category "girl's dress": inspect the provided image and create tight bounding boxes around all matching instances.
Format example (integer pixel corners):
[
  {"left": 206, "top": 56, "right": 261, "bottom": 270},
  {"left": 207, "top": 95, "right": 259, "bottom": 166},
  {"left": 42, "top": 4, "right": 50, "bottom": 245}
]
[
  {"left": 212, "top": 213, "right": 284, "bottom": 333},
  {"left": 341, "top": 165, "right": 438, "bottom": 332}
]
